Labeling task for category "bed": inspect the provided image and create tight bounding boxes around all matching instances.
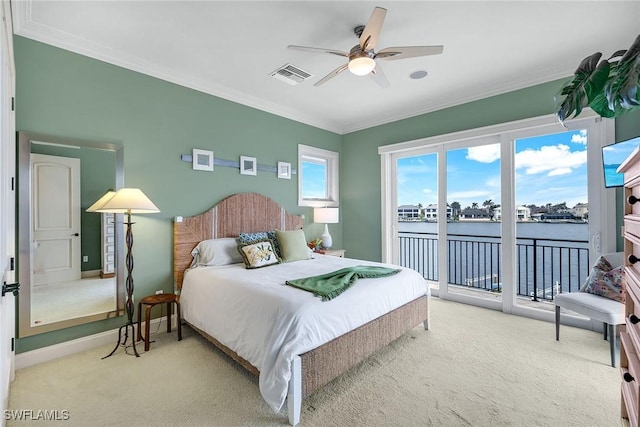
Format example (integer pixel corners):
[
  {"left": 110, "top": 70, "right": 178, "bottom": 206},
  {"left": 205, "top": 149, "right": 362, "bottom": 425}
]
[{"left": 173, "top": 193, "right": 429, "bottom": 425}]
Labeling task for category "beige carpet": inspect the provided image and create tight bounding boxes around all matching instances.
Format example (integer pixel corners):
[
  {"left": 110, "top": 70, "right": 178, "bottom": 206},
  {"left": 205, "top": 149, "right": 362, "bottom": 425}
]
[
  {"left": 31, "top": 276, "right": 116, "bottom": 326},
  {"left": 8, "top": 298, "right": 621, "bottom": 426}
]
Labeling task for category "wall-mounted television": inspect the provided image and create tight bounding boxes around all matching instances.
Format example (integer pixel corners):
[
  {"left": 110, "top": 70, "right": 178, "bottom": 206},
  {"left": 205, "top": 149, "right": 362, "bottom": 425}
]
[{"left": 602, "top": 136, "right": 640, "bottom": 188}]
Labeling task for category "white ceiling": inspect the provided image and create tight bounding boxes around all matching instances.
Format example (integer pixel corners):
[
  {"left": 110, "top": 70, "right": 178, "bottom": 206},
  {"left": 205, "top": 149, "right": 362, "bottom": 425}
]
[{"left": 11, "top": 1, "right": 640, "bottom": 134}]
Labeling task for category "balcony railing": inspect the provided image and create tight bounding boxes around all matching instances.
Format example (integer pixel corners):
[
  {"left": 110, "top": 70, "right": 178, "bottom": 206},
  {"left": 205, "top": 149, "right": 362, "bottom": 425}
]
[{"left": 398, "top": 231, "right": 589, "bottom": 300}]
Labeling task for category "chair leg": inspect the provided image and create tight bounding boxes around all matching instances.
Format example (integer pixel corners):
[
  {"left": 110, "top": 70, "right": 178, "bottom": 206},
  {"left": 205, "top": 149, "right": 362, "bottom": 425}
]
[
  {"left": 603, "top": 322, "right": 608, "bottom": 340},
  {"left": 609, "top": 324, "right": 617, "bottom": 368},
  {"left": 555, "top": 306, "right": 560, "bottom": 341}
]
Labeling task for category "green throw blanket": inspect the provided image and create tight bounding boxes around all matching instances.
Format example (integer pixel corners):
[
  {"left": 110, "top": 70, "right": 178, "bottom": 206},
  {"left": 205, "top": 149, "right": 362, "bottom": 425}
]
[{"left": 285, "top": 265, "right": 401, "bottom": 301}]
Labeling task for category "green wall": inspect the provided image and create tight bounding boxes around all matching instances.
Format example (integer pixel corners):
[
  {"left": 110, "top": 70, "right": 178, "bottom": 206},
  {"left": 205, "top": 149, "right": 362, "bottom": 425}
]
[{"left": 14, "top": 36, "right": 341, "bottom": 352}]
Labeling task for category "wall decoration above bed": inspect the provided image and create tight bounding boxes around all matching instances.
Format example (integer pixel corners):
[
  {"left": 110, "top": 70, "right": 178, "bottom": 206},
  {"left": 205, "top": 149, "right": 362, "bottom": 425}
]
[
  {"left": 278, "top": 161, "right": 292, "bottom": 179},
  {"left": 192, "top": 148, "right": 214, "bottom": 171},
  {"left": 180, "top": 153, "right": 297, "bottom": 176},
  {"left": 240, "top": 156, "right": 257, "bottom": 175}
]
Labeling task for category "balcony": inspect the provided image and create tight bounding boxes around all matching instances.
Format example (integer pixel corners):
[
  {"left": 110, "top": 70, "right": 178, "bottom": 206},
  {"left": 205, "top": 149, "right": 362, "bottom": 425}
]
[{"left": 398, "top": 231, "right": 590, "bottom": 301}]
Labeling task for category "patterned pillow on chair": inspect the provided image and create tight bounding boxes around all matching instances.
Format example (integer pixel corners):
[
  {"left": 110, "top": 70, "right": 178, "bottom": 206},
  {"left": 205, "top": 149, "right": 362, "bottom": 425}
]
[{"left": 583, "top": 255, "right": 625, "bottom": 303}]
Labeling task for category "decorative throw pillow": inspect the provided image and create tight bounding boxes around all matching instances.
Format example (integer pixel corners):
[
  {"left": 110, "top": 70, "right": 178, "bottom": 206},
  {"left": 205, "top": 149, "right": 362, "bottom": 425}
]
[
  {"left": 190, "top": 238, "right": 243, "bottom": 267},
  {"left": 237, "top": 239, "right": 281, "bottom": 269},
  {"left": 239, "top": 231, "right": 282, "bottom": 258},
  {"left": 276, "top": 229, "right": 311, "bottom": 262},
  {"left": 592, "top": 255, "right": 613, "bottom": 273},
  {"left": 583, "top": 263, "right": 626, "bottom": 303}
]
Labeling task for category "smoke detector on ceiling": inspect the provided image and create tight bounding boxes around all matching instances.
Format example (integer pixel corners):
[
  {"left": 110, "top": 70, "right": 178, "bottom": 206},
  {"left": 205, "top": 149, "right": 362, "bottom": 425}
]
[{"left": 270, "top": 63, "right": 313, "bottom": 85}]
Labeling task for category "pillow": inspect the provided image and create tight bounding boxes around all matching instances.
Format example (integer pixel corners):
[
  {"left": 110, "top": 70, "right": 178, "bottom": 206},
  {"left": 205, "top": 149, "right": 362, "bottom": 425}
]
[
  {"left": 237, "top": 239, "right": 281, "bottom": 269},
  {"left": 190, "top": 238, "right": 243, "bottom": 267},
  {"left": 276, "top": 229, "right": 311, "bottom": 262},
  {"left": 592, "top": 255, "right": 613, "bottom": 273},
  {"left": 583, "top": 264, "right": 626, "bottom": 303},
  {"left": 239, "top": 231, "right": 282, "bottom": 258}
]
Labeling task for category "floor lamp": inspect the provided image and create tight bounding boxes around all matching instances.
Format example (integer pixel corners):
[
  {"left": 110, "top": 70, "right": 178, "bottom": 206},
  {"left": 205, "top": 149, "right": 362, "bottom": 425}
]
[{"left": 88, "top": 188, "right": 160, "bottom": 358}]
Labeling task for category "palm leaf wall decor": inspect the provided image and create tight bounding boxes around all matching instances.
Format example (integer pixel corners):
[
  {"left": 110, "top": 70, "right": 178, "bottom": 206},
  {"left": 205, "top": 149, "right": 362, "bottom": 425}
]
[{"left": 556, "top": 34, "right": 640, "bottom": 123}]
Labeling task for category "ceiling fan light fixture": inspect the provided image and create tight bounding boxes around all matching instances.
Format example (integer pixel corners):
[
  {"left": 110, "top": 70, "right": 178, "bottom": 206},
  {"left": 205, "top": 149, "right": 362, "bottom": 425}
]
[{"left": 348, "top": 56, "right": 376, "bottom": 76}]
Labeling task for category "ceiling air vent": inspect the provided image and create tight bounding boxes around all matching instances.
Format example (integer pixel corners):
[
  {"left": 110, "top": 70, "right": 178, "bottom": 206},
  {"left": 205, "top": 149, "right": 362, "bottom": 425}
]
[{"left": 270, "top": 63, "right": 313, "bottom": 85}]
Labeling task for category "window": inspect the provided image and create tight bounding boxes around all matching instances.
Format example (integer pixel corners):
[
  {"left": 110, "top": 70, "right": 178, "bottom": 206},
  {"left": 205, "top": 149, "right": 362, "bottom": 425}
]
[{"left": 298, "top": 144, "right": 338, "bottom": 207}]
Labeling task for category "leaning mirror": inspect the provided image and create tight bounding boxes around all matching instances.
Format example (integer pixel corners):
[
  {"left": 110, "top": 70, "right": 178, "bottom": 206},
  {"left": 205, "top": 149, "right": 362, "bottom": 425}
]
[{"left": 18, "top": 132, "right": 125, "bottom": 337}]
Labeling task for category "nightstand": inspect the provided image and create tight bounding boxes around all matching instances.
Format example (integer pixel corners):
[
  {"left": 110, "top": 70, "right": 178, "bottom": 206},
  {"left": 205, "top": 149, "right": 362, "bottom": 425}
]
[
  {"left": 316, "top": 248, "right": 345, "bottom": 257},
  {"left": 136, "top": 293, "right": 182, "bottom": 351}
]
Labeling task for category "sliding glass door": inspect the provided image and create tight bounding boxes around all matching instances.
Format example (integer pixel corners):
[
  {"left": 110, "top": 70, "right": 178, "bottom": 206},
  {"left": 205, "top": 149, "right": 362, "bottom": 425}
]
[{"left": 380, "top": 112, "right": 615, "bottom": 318}]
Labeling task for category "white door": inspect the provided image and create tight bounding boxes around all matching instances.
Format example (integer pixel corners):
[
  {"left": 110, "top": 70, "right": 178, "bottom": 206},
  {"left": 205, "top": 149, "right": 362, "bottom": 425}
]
[{"left": 30, "top": 154, "right": 81, "bottom": 286}]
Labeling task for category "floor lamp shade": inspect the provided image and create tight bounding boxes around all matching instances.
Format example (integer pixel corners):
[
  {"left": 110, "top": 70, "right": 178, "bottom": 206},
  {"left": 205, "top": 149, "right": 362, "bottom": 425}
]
[
  {"left": 93, "top": 188, "right": 160, "bottom": 214},
  {"left": 85, "top": 190, "right": 116, "bottom": 212},
  {"left": 314, "top": 208, "right": 339, "bottom": 249},
  {"left": 87, "top": 188, "right": 159, "bottom": 358}
]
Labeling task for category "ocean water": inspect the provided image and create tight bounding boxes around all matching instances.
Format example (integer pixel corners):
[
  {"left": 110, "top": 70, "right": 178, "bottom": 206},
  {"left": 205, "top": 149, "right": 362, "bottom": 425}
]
[{"left": 398, "top": 221, "right": 590, "bottom": 297}]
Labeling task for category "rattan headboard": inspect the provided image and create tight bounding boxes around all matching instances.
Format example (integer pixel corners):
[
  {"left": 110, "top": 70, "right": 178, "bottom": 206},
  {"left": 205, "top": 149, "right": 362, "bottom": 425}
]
[{"left": 173, "top": 193, "right": 304, "bottom": 290}]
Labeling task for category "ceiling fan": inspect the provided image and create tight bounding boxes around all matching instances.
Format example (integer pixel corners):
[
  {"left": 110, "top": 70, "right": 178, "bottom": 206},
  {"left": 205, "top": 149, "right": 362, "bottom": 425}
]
[{"left": 288, "top": 6, "right": 444, "bottom": 88}]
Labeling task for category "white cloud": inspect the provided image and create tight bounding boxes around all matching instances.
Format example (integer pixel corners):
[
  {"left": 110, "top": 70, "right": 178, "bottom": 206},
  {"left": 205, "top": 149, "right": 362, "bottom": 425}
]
[
  {"left": 548, "top": 167, "right": 573, "bottom": 176},
  {"left": 466, "top": 144, "right": 500, "bottom": 163},
  {"left": 515, "top": 144, "right": 586, "bottom": 176},
  {"left": 571, "top": 130, "right": 588, "bottom": 145},
  {"left": 448, "top": 190, "right": 491, "bottom": 199}
]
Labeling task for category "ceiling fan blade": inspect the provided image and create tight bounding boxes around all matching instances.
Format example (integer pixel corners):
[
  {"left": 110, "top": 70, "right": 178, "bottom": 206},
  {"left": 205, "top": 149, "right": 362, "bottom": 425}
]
[
  {"left": 376, "top": 45, "right": 444, "bottom": 61},
  {"left": 360, "top": 7, "right": 387, "bottom": 51},
  {"left": 369, "top": 64, "right": 390, "bottom": 88},
  {"left": 288, "top": 45, "right": 349, "bottom": 58},
  {"left": 314, "top": 63, "right": 349, "bottom": 87}
]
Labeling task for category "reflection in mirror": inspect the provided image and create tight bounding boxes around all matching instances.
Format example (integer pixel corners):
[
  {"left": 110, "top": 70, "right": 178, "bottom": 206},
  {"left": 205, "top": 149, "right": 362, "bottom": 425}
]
[{"left": 18, "top": 132, "right": 125, "bottom": 337}]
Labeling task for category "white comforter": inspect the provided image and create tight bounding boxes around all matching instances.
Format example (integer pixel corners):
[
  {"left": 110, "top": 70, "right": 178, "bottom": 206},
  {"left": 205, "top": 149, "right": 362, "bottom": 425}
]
[{"left": 180, "top": 255, "right": 428, "bottom": 412}]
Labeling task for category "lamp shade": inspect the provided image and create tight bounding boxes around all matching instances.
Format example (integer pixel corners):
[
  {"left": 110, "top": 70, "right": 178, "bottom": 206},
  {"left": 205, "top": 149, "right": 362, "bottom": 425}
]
[
  {"left": 94, "top": 188, "right": 160, "bottom": 214},
  {"left": 314, "top": 207, "right": 339, "bottom": 224},
  {"left": 86, "top": 190, "right": 116, "bottom": 212}
]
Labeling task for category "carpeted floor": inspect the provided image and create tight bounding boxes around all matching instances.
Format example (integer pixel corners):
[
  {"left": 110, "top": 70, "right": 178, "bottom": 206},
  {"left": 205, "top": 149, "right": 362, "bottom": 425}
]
[
  {"left": 7, "top": 298, "right": 621, "bottom": 426},
  {"left": 31, "top": 276, "right": 116, "bottom": 325}
]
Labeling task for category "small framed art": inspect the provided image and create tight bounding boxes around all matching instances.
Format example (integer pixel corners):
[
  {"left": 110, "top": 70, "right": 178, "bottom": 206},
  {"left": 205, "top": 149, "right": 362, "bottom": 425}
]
[
  {"left": 192, "top": 149, "right": 214, "bottom": 171},
  {"left": 240, "top": 156, "right": 257, "bottom": 175},
  {"left": 277, "top": 161, "right": 291, "bottom": 179}
]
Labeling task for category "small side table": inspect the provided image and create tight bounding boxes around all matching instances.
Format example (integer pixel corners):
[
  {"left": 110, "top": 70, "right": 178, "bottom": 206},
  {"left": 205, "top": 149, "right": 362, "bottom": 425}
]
[
  {"left": 136, "top": 293, "right": 182, "bottom": 351},
  {"left": 316, "top": 248, "right": 345, "bottom": 257}
]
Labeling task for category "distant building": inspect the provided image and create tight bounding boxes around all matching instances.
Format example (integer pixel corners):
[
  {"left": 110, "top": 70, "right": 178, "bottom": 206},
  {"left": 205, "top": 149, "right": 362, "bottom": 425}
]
[
  {"left": 423, "top": 204, "right": 452, "bottom": 220},
  {"left": 538, "top": 212, "right": 575, "bottom": 221},
  {"left": 493, "top": 205, "right": 531, "bottom": 221},
  {"left": 398, "top": 205, "right": 420, "bottom": 221},
  {"left": 571, "top": 203, "right": 588, "bottom": 219},
  {"left": 459, "top": 208, "right": 492, "bottom": 220}
]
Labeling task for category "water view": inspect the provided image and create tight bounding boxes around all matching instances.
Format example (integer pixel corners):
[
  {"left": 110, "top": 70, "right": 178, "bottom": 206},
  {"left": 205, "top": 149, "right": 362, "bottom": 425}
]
[{"left": 398, "top": 221, "right": 589, "bottom": 300}]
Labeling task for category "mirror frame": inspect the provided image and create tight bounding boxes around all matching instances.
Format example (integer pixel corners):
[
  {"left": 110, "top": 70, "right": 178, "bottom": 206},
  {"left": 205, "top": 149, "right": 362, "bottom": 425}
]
[{"left": 17, "top": 131, "right": 125, "bottom": 337}]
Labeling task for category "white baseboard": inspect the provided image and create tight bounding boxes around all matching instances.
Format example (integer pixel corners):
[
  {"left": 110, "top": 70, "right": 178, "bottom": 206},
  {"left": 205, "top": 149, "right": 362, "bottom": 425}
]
[
  {"left": 80, "top": 270, "right": 101, "bottom": 278},
  {"left": 15, "top": 316, "right": 175, "bottom": 370}
]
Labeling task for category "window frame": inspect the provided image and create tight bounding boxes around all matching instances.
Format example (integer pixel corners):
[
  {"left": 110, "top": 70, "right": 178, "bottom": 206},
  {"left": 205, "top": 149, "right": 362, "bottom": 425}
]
[{"left": 298, "top": 144, "right": 339, "bottom": 207}]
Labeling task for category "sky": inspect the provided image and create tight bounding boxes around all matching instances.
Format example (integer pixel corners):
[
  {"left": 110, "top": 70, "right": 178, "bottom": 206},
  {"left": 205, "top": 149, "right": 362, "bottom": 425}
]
[{"left": 397, "top": 129, "right": 597, "bottom": 209}]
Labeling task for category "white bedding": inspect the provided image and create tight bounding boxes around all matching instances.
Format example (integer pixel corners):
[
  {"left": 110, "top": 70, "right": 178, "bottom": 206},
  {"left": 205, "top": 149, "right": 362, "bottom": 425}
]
[{"left": 180, "top": 255, "right": 429, "bottom": 412}]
